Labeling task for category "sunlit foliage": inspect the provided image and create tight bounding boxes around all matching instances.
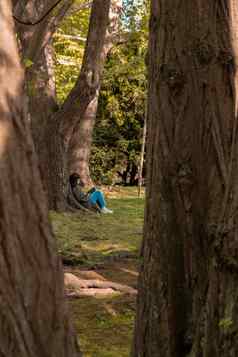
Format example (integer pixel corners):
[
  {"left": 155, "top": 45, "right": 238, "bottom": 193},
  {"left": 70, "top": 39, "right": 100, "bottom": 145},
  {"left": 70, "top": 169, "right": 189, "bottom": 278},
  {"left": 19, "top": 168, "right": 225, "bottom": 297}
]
[{"left": 54, "top": 0, "right": 149, "bottom": 184}]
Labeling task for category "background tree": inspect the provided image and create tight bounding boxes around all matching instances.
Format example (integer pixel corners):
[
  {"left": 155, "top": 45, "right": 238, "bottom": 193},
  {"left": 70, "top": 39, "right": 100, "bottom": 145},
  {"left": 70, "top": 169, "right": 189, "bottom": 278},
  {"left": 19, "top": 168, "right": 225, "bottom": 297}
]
[
  {"left": 45, "top": 0, "right": 111, "bottom": 205},
  {"left": 133, "top": 1, "right": 238, "bottom": 356},
  {"left": 13, "top": 0, "right": 76, "bottom": 209},
  {"left": 89, "top": 0, "right": 148, "bottom": 185},
  {"left": 66, "top": 0, "right": 122, "bottom": 185},
  {"left": 54, "top": 0, "right": 149, "bottom": 187},
  {"left": 13, "top": 0, "right": 112, "bottom": 207},
  {"left": 14, "top": 0, "right": 148, "bottom": 208},
  {"left": 91, "top": 40, "right": 146, "bottom": 185},
  {"left": 0, "top": 1, "right": 81, "bottom": 356}
]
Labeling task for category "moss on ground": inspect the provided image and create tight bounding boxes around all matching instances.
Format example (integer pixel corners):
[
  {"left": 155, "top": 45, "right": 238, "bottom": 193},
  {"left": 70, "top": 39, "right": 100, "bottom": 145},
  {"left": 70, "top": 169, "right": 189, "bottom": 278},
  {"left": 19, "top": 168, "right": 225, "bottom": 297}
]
[
  {"left": 51, "top": 187, "right": 144, "bottom": 357},
  {"left": 71, "top": 296, "right": 135, "bottom": 357}
]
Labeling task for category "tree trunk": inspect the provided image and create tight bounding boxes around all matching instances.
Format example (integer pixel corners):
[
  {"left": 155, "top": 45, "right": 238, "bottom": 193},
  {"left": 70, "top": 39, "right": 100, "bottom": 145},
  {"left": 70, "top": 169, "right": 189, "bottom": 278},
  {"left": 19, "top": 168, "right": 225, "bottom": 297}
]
[
  {"left": 133, "top": 1, "right": 238, "bottom": 357},
  {"left": 0, "top": 2, "right": 81, "bottom": 356},
  {"left": 18, "top": 0, "right": 111, "bottom": 204},
  {"left": 51, "top": 0, "right": 111, "bottom": 190},
  {"left": 138, "top": 101, "right": 147, "bottom": 196},
  {"left": 26, "top": 42, "right": 67, "bottom": 211},
  {"left": 67, "top": 0, "right": 122, "bottom": 185},
  {"left": 14, "top": 0, "right": 73, "bottom": 63},
  {"left": 15, "top": 0, "right": 118, "bottom": 205},
  {"left": 27, "top": 42, "right": 60, "bottom": 197},
  {"left": 68, "top": 90, "right": 100, "bottom": 186},
  {"left": 14, "top": 0, "right": 73, "bottom": 210}
]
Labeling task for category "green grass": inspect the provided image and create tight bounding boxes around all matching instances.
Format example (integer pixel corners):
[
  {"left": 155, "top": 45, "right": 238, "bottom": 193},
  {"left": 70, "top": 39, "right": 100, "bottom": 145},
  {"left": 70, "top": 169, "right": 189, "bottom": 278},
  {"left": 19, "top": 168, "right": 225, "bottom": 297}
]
[
  {"left": 71, "top": 296, "right": 135, "bottom": 357},
  {"left": 51, "top": 187, "right": 144, "bottom": 357},
  {"left": 51, "top": 188, "right": 144, "bottom": 265}
]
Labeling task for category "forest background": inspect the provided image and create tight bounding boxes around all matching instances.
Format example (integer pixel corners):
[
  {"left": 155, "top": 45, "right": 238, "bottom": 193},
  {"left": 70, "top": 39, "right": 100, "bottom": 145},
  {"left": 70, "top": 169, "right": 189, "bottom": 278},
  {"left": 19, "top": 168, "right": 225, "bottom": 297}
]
[{"left": 54, "top": 0, "right": 148, "bottom": 186}]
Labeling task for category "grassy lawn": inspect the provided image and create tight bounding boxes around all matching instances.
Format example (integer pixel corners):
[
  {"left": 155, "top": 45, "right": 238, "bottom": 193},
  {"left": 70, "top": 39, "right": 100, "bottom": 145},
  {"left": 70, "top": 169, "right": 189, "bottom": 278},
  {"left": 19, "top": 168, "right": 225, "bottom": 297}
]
[
  {"left": 51, "top": 187, "right": 144, "bottom": 265},
  {"left": 51, "top": 187, "right": 145, "bottom": 357}
]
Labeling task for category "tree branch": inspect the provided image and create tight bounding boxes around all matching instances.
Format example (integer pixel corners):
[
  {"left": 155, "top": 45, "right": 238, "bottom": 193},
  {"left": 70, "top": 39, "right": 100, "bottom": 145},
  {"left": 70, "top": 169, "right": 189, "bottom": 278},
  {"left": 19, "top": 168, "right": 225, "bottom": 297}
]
[
  {"left": 13, "top": 0, "right": 64, "bottom": 26},
  {"left": 24, "top": 0, "right": 74, "bottom": 63}
]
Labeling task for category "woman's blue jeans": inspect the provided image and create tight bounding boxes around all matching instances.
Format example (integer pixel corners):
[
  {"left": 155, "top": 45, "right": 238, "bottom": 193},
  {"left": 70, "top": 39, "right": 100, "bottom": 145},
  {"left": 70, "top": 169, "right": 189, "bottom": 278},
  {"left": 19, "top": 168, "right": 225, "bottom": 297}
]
[{"left": 89, "top": 190, "right": 106, "bottom": 209}]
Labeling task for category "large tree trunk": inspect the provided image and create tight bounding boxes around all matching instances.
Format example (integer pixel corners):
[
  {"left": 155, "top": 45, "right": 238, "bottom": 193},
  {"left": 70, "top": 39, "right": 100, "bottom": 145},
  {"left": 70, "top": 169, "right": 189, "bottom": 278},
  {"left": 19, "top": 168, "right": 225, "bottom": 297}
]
[
  {"left": 27, "top": 42, "right": 61, "bottom": 200},
  {"left": 0, "top": 2, "right": 81, "bottom": 356},
  {"left": 133, "top": 1, "right": 238, "bottom": 357},
  {"left": 14, "top": 0, "right": 73, "bottom": 210},
  {"left": 48, "top": 0, "right": 111, "bottom": 195},
  {"left": 26, "top": 42, "right": 67, "bottom": 211},
  {"left": 15, "top": 0, "right": 112, "bottom": 205},
  {"left": 67, "top": 0, "right": 122, "bottom": 185},
  {"left": 138, "top": 100, "right": 147, "bottom": 197},
  {"left": 14, "top": 0, "right": 118, "bottom": 205}
]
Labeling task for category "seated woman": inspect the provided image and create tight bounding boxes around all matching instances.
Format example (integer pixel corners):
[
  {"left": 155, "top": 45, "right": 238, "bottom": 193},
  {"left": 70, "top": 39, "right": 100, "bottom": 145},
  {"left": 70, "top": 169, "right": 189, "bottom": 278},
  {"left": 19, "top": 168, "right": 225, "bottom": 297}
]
[{"left": 68, "top": 173, "right": 113, "bottom": 214}]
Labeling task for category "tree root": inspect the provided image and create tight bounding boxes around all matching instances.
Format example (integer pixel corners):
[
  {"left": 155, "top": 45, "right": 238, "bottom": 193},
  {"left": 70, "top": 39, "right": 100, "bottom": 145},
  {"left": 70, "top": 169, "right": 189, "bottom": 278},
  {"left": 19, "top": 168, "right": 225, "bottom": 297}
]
[{"left": 64, "top": 272, "right": 137, "bottom": 297}]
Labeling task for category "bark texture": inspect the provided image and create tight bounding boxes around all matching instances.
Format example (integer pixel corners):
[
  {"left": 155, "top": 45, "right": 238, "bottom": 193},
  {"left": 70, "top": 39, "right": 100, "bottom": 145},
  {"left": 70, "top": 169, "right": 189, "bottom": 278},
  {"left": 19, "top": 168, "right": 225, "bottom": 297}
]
[
  {"left": 57, "top": 0, "right": 117, "bottom": 186},
  {"left": 15, "top": 0, "right": 112, "bottom": 204},
  {"left": 14, "top": 0, "right": 119, "bottom": 205},
  {"left": 14, "top": 0, "right": 73, "bottom": 210},
  {"left": 0, "top": 2, "right": 81, "bottom": 356},
  {"left": 67, "top": 0, "right": 122, "bottom": 185},
  {"left": 133, "top": 1, "right": 238, "bottom": 357},
  {"left": 138, "top": 101, "right": 147, "bottom": 197}
]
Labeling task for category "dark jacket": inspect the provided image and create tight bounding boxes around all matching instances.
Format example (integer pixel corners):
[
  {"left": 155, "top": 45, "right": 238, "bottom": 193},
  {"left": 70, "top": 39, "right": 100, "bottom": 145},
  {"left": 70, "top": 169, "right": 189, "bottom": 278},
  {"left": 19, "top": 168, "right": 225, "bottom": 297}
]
[{"left": 67, "top": 183, "right": 99, "bottom": 212}]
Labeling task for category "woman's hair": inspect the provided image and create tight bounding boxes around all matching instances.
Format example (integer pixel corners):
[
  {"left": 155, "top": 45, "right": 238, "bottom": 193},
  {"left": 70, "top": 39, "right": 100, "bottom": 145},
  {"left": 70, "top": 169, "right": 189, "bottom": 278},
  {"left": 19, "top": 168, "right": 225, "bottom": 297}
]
[{"left": 69, "top": 173, "right": 82, "bottom": 187}]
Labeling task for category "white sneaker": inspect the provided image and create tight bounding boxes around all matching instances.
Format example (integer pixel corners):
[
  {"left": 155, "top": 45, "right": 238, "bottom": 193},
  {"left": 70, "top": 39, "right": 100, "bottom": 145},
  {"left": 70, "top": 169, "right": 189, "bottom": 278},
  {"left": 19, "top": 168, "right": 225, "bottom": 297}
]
[{"left": 101, "top": 207, "right": 113, "bottom": 214}]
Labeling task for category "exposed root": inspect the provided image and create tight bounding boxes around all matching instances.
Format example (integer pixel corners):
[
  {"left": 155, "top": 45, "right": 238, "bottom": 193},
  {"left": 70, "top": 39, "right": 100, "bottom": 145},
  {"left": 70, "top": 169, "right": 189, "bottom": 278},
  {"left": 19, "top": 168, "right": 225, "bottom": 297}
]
[{"left": 64, "top": 272, "right": 137, "bottom": 297}]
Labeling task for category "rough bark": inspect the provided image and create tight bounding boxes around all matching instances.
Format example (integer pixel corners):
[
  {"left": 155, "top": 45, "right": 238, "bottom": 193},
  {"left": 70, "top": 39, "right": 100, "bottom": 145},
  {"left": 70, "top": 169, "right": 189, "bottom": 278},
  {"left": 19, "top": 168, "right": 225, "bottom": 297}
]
[
  {"left": 0, "top": 2, "right": 81, "bottom": 356},
  {"left": 26, "top": 42, "right": 67, "bottom": 211},
  {"left": 27, "top": 43, "right": 60, "bottom": 194},
  {"left": 58, "top": 0, "right": 118, "bottom": 186},
  {"left": 15, "top": 0, "right": 112, "bottom": 203},
  {"left": 14, "top": 0, "right": 120, "bottom": 205},
  {"left": 14, "top": 0, "right": 73, "bottom": 62},
  {"left": 138, "top": 101, "right": 147, "bottom": 197},
  {"left": 13, "top": 0, "right": 74, "bottom": 210},
  {"left": 133, "top": 1, "right": 238, "bottom": 357},
  {"left": 67, "top": 0, "right": 122, "bottom": 185}
]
